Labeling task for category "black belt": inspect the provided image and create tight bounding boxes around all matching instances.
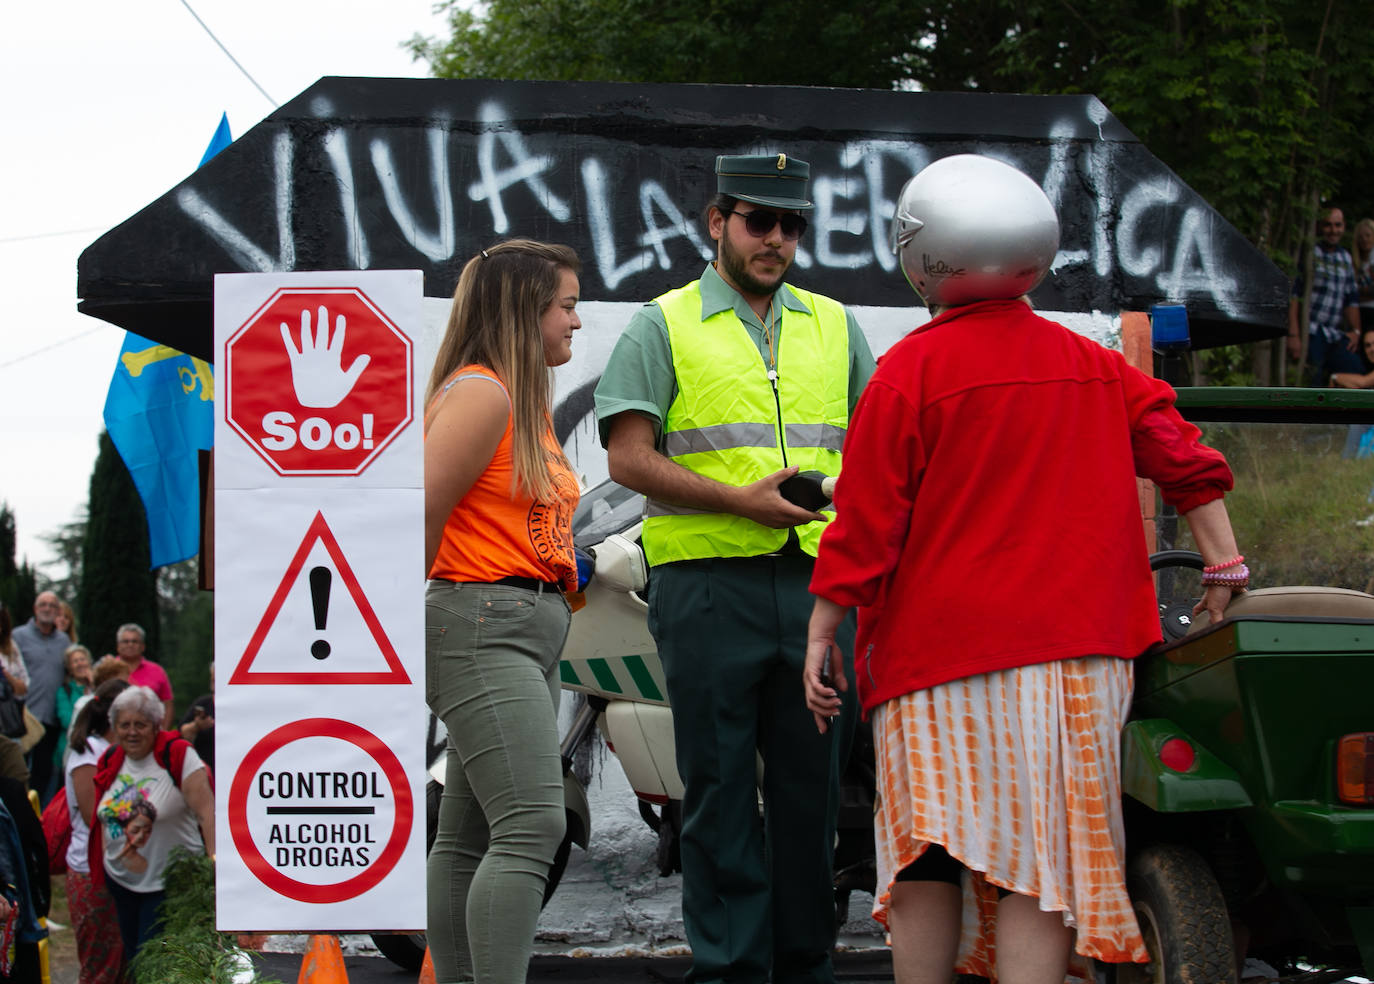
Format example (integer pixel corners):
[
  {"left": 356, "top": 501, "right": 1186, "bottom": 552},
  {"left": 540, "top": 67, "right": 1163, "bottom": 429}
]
[
  {"left": 488, "top": 575, "right": 562, "bottom": 593},
  {"left": 666, "top": 553, "right": 814, "bottom": 570}
]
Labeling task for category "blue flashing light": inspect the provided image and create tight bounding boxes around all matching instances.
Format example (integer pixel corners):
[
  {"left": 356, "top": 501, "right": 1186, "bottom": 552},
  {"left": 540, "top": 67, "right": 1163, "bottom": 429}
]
[{"left": 1150, "top": 304, "right": 1191, "bottom": 352}]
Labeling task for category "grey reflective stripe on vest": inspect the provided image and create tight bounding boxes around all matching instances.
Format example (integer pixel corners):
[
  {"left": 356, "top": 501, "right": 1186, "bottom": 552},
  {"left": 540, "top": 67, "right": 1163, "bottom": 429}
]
[
  {"left": 784, "top": 423, "right": 846, "bottom": 451},
  {"left": 642, "top": 499, "right": 714, "bottom": 517},
  {"left": 661, "top": 422, "right": 778, "bottom": 458},
  {"left": 649, "top": 425, "right": 845, "bottom": 516}
]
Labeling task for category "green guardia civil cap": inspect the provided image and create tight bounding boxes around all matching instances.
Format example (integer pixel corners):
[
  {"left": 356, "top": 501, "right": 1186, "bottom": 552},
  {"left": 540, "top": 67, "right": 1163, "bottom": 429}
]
[{"left": 715, "top": 153, "right": 813, "bottom": 210}]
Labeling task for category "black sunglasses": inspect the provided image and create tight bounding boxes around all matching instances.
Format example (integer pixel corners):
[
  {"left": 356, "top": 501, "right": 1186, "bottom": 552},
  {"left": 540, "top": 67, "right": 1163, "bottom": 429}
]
[{"left": 722, "top": 209, "right": 808, "bottom": 241}]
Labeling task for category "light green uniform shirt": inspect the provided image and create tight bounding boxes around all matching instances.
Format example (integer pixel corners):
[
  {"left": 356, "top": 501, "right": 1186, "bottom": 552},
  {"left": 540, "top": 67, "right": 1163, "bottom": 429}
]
[{"left": 594, "top": 263, "right": 875, "bottom": 447}]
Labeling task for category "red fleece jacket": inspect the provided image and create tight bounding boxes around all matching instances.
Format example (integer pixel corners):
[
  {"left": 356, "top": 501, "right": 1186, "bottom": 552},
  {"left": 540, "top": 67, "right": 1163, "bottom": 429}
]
[{"left": 809, "top": 300, "right": 1233, "bottom": 713}]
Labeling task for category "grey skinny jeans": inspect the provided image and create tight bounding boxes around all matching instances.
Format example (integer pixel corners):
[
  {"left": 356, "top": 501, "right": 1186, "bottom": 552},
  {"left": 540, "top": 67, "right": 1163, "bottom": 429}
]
[{"left": 425, "top": 579, "right": 570, "bottom": 984}]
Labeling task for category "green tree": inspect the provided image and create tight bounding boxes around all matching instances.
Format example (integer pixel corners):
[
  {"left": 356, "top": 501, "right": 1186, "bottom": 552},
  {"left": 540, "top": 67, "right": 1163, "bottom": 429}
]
[
  {"left": 37, "top": 515, "right": 85, "bottom": 606},
  {"left": 912, "top": 0, "right": 1374, "bottom": 383},
  {"left": 60, "top": 506, "right": 210, "bottom": 713},
  {"left": 0, "top": 504, "right": 37, "bottom": 621},
  {"left": 835, "top": 0, "right": 1374, "bottom": 274},
  {"left": 408, "top": 0, "right": 917, "bottom": 88},
  {"left": 409, "top": 0, "right": 1374, "bottom": 374},
  {"left": 79, "top": 431, "right": 160, "bottom": 660},
  {"left": 1020, "top": 1, "right": 1365, "bottom": 269},
  {"left": 159, "top": 557, "right": 213, "bottom": 718}
]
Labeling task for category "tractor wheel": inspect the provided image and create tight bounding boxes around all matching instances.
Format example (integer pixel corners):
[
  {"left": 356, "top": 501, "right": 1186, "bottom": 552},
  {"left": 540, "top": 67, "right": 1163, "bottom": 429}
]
[
  {"left": 1111, "top": 844, "right": 1236, "bottom": 984},
  {"left": 369, "top": 931, "right": 428, "bottom": 973}
]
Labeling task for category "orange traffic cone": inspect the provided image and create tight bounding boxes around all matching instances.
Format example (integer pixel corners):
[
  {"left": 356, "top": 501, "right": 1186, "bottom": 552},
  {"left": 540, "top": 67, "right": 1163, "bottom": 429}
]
[
  {"left": 418, "top": 945, "right": 436, "bottom": 984},
  {"left": 297, "top": 934, "right": 349, "bottom": 983}
]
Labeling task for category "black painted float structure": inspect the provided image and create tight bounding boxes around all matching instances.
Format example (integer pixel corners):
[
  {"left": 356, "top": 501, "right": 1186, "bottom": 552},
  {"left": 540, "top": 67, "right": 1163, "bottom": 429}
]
[{"left": 77, "top": 77, "right": 1289, "bottom": 361}]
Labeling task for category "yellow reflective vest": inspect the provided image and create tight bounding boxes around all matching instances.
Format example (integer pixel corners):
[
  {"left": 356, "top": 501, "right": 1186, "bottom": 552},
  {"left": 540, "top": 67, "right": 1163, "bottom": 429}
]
[{"left": 641, "top": 281, "right": 850, "bottom": 566}]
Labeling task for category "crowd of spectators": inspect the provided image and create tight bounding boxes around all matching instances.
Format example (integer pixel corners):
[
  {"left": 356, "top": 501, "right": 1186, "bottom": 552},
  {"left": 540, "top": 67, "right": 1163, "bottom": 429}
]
[{"left": 0, "top": 594, "right": 212, "bottom": 983}]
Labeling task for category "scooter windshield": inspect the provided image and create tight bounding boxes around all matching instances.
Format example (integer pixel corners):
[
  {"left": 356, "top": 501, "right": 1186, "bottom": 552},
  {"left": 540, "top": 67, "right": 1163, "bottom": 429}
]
[{"left": 572, "top": 479, "right": 645, "bottom": 550}]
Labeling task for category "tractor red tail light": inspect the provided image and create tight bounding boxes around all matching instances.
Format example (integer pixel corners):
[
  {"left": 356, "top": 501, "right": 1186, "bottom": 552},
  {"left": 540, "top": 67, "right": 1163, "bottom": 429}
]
[
  {"left": 1336, "top": 733, "right": 1374, "bottom": 806},
  {"left": 1159, "top": 737, "right": 1197, "bottom": 773}
]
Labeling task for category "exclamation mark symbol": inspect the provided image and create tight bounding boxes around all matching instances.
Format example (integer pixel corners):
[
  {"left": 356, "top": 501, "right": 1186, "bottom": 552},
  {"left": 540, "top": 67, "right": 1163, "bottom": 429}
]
[
  {"left": 362, "top": 413, "right": 374, "bottom": 450},
  {"left": 310, "top": 566, "right": 332, "bottom": 660}
]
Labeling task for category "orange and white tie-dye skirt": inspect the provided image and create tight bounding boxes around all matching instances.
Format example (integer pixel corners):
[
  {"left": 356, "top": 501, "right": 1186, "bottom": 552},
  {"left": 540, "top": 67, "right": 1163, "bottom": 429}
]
[{"left": 871, "top": 655, "right": 1148, "bottom": 977}]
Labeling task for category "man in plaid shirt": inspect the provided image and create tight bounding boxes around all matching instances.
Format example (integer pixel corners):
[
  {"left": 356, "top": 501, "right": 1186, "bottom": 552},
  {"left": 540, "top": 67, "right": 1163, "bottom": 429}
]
[{"left": 1288, "top": 207, "right": 1362, "bottom": 384}]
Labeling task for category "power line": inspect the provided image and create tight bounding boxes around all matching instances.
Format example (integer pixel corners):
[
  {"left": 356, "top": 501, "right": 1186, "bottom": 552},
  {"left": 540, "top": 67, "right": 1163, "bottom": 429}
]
[
  {"left": 0, "top": 328, "right": 107, "bottom": 371},
  {"left": 177, "top": 0, "right": 279, "bottom": 108},
  {"left": 0, "top": 227, "right": 108, "bottom": 245}
]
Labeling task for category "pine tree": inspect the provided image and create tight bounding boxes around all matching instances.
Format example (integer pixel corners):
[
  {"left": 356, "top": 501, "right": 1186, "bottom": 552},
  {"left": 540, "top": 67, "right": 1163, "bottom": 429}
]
[
  {"left": 0, "top": 504, "right": 38, "bottom": 620},
  {"left": 159, "top": 557, "right": 213, "bottom": 718},
  {"left": 79, "top": 432, "right": 160, "bottom": 659},
  {"left": 37, "top": 517, "right": 86, "bottom": 608}
]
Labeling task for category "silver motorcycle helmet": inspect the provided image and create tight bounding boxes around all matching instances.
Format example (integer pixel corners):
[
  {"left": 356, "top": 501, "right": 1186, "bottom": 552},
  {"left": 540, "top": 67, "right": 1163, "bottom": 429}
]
[{"left": 891, "top": 154, "right": 1060, "bottom": 308}]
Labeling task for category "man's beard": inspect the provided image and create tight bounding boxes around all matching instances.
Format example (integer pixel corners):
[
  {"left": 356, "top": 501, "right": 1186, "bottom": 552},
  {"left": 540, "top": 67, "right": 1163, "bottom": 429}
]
[{"left": 719, "top": 234, "right": 790, "bottom": 298}]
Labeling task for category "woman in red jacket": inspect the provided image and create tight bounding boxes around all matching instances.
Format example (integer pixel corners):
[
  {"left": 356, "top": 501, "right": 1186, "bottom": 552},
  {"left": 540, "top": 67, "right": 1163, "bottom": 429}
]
[{"left": 803, "top": 156, "right": 1246, "bottom": 984}]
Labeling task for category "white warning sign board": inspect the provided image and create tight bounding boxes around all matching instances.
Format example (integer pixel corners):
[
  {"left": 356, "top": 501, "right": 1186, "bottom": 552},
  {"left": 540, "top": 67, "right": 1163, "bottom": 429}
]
[
  {"left": 227, "top": 511, "right": 410, "bottom": 685},
  {"left": 214, "top": 271, "right": 424, "bottom": 931}
]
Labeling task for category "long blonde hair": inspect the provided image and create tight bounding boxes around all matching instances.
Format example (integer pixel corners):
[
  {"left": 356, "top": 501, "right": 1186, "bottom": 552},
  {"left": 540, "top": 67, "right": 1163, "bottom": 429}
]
[
  {"left": 1354, "top": 218, "right": 1374, "bottom": 272},
  {"left": 425, "top": 239, "right": 580, "bottom": 502},
  {"left": 57, "top": 601, "right": 77, "bottom": 643}
]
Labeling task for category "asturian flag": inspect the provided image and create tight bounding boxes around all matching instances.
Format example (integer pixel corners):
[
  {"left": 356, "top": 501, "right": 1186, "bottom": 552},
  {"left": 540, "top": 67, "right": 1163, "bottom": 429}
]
[{"left": 101, "top": 114, "right": 232, "bottom": 568}]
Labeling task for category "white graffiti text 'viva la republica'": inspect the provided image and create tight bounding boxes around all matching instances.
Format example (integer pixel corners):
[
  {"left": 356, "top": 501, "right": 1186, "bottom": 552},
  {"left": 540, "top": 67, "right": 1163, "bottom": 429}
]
[{"left": 177, "top": 97, "right": 1240, "bottom": 317}]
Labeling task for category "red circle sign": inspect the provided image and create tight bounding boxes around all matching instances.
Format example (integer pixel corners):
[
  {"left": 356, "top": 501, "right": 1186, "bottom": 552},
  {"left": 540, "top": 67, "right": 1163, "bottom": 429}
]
[
  {"left": 228, "top": 718, "right": 414, "bottom": 903},
  {"left": 225, "top": 287, "right": 413, "bottom": 476}
]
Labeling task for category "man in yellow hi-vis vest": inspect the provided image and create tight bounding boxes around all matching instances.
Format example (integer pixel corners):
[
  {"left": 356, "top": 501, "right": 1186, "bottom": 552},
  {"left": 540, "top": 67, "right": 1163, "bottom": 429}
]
[{"left": 595, "top": 154, "right": 874, "bottom": 984}]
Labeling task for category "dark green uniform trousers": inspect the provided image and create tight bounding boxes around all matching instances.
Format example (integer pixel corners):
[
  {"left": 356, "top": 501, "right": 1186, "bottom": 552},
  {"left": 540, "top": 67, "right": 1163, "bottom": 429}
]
[{"left": 649, "top": 555, "right": 858, "bottom": 984}]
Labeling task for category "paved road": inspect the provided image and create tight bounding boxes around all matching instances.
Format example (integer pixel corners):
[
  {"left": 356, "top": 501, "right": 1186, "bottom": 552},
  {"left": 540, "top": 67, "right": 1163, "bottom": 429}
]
[{"left": 255, "top": 949, "right": 897, "bottom": 984}]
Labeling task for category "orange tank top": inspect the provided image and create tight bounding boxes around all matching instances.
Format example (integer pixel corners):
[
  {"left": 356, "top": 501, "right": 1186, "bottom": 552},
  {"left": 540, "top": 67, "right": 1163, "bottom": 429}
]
[{"left": 426, "top": 366, "right": 580, "bottom": 591}]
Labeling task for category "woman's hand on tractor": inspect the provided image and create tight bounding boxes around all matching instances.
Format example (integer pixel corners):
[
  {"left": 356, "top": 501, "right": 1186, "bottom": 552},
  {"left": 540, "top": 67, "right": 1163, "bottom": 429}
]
[{"left": 1193, "top": 583, "right": 1242, "bottom": 625}]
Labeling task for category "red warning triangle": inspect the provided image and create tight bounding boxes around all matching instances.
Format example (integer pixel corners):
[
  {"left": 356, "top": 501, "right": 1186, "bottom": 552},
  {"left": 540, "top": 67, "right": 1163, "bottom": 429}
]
[{"left": 228, "top": 511, "right": 411, "bottom": 685}]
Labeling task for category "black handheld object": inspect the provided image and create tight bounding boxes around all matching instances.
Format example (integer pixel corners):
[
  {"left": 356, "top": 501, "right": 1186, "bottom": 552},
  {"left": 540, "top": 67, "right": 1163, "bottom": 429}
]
[
  {"left": 778, "top": 470, "right": 833, "bottom": 511},
  {"left": 818, "top": 653, "right": 838, "bottom": 724}
]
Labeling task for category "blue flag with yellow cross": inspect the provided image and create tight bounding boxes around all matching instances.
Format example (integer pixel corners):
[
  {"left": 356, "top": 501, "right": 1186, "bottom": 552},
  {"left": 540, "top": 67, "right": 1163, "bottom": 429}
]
[
  {"left": 102, "top": 335, "right": 215, "bottom": 568},
  {"left": 101, "top": 114, "right": 230, "bottom": 568}
]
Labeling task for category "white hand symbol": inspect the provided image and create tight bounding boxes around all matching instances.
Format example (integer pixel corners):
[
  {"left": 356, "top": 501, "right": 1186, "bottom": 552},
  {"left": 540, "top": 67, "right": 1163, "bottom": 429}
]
[{"left": 280, "top": 306, "right": 372, "bottom": 408}]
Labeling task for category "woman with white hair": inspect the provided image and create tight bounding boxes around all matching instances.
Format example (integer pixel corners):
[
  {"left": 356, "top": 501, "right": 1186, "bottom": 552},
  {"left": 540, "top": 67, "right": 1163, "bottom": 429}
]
[
  {"left": 804, "top": 156, "right": 1244, "bottom": 983},
  {"left": 89, "top": 685, "right": 214, "bottom": 962}
]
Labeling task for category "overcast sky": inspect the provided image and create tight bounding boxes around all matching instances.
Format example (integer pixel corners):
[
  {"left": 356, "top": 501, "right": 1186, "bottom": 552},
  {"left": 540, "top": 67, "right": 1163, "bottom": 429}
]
[{"left": 0, "top": 0, "right": 454, "bottom": 582}]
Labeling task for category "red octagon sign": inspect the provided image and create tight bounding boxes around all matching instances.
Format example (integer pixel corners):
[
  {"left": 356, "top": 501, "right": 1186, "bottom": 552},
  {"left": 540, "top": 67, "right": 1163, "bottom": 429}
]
[{"left": 225, "top": 287, "right": 413, "bottom": 476}]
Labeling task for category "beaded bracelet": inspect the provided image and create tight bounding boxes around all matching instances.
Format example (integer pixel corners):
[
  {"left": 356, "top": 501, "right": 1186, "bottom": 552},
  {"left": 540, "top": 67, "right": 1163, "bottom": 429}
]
[
  {"left": 1203, "top": 554, "right": 1245, "bottom": 574},
  {"left": 1201, "top": 564, "right": 1250, "bottom": 588},
  {"left": 1202, "top": 575, "right": 1249, "bottom": 587},
  {"left": 1202, "top": 566, "right": 1249, "bottom": 581}
]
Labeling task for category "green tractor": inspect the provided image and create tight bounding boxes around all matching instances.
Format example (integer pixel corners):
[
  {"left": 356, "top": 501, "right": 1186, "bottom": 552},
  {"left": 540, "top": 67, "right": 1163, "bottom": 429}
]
[{"left": 1117, "top": 387, "right": 1374, "bottom": 983}]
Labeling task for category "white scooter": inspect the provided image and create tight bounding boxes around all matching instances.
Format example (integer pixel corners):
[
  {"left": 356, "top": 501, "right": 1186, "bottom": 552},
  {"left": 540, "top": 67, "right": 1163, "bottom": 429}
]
[{"left": 554, "top": 472, "right": 862, "bottom": 881}]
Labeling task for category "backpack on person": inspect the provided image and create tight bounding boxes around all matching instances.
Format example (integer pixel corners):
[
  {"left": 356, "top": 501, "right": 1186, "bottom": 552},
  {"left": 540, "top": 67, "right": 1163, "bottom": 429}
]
[
  {"left": 93, "top": 731, "right": 214, "bottom": 796},
  {"left": 40, "top": 787, "right": 71, "bottom": 875},
  {"left": 87, "top": 731, "right": 213, "bottom": 890}
]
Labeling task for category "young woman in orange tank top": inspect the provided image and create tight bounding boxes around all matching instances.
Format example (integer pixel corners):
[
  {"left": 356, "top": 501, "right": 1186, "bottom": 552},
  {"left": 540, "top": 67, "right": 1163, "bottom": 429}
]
[{"left": 423, "top": 240, "right": 582, "bottom": 984}]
